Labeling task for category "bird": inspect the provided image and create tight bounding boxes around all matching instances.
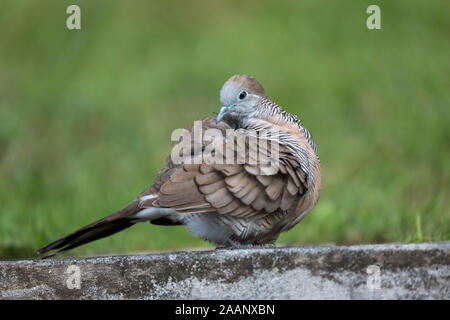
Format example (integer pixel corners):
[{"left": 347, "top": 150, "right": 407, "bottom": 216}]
[{"left": 36, "top": 75, "right": 321, "bottom": 258}]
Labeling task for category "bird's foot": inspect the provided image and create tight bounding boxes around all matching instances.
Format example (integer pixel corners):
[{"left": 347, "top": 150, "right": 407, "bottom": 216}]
[{"left": 215, "top": 237, "right": 275, "bottom": 250}]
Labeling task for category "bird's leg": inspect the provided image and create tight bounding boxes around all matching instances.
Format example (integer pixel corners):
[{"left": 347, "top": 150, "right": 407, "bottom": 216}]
[
  {"left": 215, "top": 236, "right": 276, "bottom": 250},
  {"left": 215, "top": 236, "right": 248, "bottom": 250},
  {"left": 227, "top": 236, "right": 251, "bottom": 249},
  {"left": 252, "top": 243, "right": 276, "bottom": 248}
]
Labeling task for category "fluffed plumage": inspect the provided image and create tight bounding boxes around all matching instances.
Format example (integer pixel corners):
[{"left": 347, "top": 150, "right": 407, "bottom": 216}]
[{"left": 37, "top": 74, "right": 321, "bottom": 258}]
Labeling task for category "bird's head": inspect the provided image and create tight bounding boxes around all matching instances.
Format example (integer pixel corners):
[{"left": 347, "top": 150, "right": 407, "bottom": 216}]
[{"left": 217, "top": 75, "right": 266, "bottom": 124}]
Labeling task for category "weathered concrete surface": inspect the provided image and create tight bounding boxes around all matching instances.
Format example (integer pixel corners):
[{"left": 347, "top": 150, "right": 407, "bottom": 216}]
[{"left": 0, "top": 242, "right": 448, "bottom": 300}]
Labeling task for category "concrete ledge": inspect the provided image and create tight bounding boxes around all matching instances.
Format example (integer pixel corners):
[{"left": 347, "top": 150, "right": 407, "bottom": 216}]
[{"left": 0, "top": 242, "right": 449, "bottom": 299}]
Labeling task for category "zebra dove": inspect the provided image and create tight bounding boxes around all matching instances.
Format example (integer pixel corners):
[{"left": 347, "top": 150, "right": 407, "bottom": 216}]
[{"left": 37, "top": 75, "right": 321, "bottom": 258}]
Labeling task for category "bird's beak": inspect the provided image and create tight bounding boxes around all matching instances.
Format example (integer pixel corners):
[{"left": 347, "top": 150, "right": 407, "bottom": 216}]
[{"left": 216, "top": 105, "right": 234, "bottom": 122}]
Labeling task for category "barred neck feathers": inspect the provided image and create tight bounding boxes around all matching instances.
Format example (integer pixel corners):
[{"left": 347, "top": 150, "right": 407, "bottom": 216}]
[{"left": 244, "top": 97, "right": 319, "bottom": 158}]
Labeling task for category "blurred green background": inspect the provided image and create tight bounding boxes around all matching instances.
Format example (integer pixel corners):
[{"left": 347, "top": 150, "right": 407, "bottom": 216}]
[{"left": 0, "top": 0, "right": 448, "bottom": 259}]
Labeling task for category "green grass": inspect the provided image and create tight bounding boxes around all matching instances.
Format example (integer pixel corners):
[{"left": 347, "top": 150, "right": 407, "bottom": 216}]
[{"left": 0, "top": 0, "right": 448, "bottom": 259}]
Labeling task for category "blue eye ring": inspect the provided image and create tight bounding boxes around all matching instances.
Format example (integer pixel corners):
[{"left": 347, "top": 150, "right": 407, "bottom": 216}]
[{"left": 238, "top": 90, "right": 247, "bottom": 100}]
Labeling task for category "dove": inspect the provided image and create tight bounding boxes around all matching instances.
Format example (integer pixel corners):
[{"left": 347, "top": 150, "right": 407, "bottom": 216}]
[{"left": 37, "top": 75, "right": 321, "bottom": 258}]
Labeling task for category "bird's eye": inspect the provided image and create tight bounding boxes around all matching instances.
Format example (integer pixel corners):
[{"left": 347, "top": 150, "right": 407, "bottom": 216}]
[{"left": 238, "top": 91, "right": 247, "bottom": 100}]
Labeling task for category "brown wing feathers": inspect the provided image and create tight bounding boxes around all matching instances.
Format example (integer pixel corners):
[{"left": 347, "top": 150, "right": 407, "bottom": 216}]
[{"left": 146, "top": 119, "right": 308, "bottom": 220}]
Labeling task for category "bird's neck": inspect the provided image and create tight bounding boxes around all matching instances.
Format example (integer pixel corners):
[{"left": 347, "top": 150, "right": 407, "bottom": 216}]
[
  {"left": 237, "top": 97, "right": 299, "bottom": 131},
  {"left": 239, "top": 98, "right": 319, "bottom": 158}
]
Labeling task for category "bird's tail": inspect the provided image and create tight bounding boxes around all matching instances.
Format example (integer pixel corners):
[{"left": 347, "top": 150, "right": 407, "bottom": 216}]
[{"left": 36, "top": 200, "right": 141, "bottom": 259}]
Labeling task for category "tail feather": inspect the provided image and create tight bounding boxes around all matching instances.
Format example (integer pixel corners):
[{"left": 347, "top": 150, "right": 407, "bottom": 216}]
[{"left": 36, "top": 200, "right": 141, "bottom": 258}]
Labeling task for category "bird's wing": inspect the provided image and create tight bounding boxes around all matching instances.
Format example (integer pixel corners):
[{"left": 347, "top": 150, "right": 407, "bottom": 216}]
[
  {"left": 140, "top": 117, "right": 308, "bottom": 218},
  {"left": 36, "top": 117, "right": 310, "bottom": 257}
]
